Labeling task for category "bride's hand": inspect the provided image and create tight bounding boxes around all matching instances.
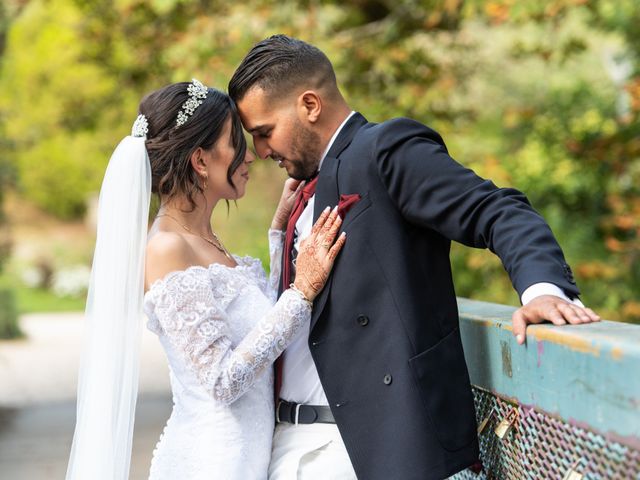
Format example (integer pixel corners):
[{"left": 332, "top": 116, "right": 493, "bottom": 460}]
[
  {"left": 271, "top": 178, "right": 302, "bottom": 231},
  {"left": 293, "top": 207, "right": 346, "bottom": 301}
]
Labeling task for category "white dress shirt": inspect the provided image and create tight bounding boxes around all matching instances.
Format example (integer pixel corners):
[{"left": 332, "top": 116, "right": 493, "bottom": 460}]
[
  {"left": 278, "top": 112, "right": 356, "bottom": 405},
  {"left": 278, "top": 112, "right": 581, "bottom": 406}
]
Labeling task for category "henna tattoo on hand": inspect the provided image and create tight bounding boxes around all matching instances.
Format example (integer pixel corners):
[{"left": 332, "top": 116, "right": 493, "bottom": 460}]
[{"left": 294, "top": 209, "right": 347, "bottom": 300}]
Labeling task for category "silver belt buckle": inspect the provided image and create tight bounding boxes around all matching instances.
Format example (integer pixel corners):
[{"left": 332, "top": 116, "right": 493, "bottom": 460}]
[
  {"left": 294, "top": 403, "right": 302, "bottom": 425},
  {"left": 276, "top": 400, "right": 282, "bottom": 423}
]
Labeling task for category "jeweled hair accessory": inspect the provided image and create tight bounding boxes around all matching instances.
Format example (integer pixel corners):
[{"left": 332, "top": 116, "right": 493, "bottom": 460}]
[
  {"left": 131, "top": 114, "right": 149, "bottom": 138},
  {"left": 176, "top": 78, "right": 209, "bottom": 127}
]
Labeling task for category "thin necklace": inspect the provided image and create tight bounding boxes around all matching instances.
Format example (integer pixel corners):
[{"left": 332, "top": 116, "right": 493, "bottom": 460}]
[{"left": 156, "top": 212, "right": 233, "bottom": 261}]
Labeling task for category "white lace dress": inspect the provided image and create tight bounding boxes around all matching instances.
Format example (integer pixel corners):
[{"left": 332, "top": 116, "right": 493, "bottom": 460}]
[{"left": 143, "top": 231, "right": 308, "bottom": 480}]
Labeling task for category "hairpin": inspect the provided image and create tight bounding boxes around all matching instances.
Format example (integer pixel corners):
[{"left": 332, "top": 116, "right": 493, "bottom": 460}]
[
  {"left": 176, "top": 78, "right": 209, "bottom": 127},
  {"left": 131, "top": 114, "right": 149, "bottom": 138}
]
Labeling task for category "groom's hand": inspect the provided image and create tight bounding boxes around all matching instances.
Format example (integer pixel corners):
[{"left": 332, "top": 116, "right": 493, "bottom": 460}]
[{"left": 511, "top": 295, "right": 601, "bottom": 345}]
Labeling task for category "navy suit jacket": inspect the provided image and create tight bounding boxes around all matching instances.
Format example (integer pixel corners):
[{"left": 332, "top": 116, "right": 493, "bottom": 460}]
[{"left": 289, "top": 113, "right": 578, "bottom": 479}]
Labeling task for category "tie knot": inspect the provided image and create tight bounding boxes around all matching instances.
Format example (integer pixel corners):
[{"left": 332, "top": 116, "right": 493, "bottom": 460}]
[{"left": 301, "top": 176, "right": 318, "bottom": 201}]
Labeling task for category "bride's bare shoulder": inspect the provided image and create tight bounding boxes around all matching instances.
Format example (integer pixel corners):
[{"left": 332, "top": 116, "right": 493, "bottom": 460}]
[{"left": 145, "top": 231, "right": 196, "bottom": 289}]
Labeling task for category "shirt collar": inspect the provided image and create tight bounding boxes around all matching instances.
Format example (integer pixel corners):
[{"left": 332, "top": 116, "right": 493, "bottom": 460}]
[{"left": 317, "top": 111, "right": 356, "bottom": 172}]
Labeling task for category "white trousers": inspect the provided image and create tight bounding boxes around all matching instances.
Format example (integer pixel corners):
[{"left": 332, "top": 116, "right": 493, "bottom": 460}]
[{"left": 268, "top": 423, "right": 357, "bottom": 479}]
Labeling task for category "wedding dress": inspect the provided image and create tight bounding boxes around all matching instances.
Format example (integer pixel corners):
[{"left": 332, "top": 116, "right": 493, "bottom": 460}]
[{"left": 143, "top": 230, "right": 308, "bottom": 479}]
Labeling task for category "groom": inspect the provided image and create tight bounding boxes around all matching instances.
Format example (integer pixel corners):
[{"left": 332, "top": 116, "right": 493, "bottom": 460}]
[{"left": 229, "top": 35, "right": 599, "bottom": 479}]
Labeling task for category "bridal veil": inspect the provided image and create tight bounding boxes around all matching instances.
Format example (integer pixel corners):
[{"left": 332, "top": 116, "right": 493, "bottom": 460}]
[{"left": 66, "top": 116, "right": 151, "bottom": 480}]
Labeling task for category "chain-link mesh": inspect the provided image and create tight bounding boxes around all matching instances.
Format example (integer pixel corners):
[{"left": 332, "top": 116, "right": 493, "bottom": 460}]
[{"left": 450, "top": 387, "right": 640, "bottom": 480}]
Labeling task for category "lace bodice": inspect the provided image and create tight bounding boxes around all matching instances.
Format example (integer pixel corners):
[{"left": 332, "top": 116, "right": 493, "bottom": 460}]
[{"left": 143, "top": 230, "right": 304, "bottom": 479}]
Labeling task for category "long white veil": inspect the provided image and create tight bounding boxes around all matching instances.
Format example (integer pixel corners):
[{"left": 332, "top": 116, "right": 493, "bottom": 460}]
[{"left": 66, "top": 127, "right": 151, "bottom": 479}]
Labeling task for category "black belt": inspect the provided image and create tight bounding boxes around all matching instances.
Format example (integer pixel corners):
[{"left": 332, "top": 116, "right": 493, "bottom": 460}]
[{"left": 276, "top": 400, "right": 335, "bottom": 424}]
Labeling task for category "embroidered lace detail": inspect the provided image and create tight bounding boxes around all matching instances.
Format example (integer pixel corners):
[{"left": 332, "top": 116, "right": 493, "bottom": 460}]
[
  {"left": 267, "top": 229, "right": 286, "bottom": 304},
  {"left": 144, "top": 255, "right": 310, "bottom": 404}
]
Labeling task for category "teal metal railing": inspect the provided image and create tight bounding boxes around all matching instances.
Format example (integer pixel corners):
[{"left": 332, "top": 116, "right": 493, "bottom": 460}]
[{"left": 451, "top": 298, "right": 640, "bottom": 480}]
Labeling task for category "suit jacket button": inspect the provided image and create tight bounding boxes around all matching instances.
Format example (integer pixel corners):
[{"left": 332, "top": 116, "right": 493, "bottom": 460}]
[
  {"left": 383, "top": 374, "right": 392, "bottom": 385},
  {"left": 564, "top": 264, "right": 576, "bottom": 284},
  {"left": 357, "top": 315, "right": 369, "bottom": 326}
]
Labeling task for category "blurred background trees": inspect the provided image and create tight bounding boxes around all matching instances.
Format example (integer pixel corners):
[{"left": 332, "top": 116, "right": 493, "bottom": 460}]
[
  {"left": 0, "top": 0, "right": 637, "bottom": 322},
  {"left": 0, "top": 0, "right": 20, "bottom": 338}
]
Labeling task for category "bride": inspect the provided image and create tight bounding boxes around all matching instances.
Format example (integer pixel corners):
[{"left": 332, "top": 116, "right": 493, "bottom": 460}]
[{"left": 66, "top": 79, "right": 345, "bottom": 479}]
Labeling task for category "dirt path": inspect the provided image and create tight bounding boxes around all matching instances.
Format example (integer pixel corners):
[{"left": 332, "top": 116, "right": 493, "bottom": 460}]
[
  {"left": 0, "top": 313, "right": 170, "bottom": 406},
  {"left": 0, "top": 395, "right": 171, "bottom": 479}
]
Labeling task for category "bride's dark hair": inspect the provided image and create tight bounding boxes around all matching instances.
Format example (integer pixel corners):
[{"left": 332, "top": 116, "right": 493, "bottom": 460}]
[{"left": 139, "top": 82, "right": 247, "bottom": 211}]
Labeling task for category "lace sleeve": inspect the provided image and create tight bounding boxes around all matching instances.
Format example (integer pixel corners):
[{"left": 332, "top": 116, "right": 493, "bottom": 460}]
[
  {"left": 150, "top": 267, "right": 310, "bottom": 405},
  {"left": 266, "top": 229, "right": 285, "bottom": 304}
]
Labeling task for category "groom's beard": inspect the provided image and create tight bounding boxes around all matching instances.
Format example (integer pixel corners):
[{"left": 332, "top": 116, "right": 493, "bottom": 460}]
[{"left": 278, "top": 119, "right": 322, "bottom": 181}]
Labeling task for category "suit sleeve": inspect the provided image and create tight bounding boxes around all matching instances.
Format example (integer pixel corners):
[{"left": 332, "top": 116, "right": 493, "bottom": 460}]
[{"left": 371, "top": 118, "right": 579, "bottom": 299}]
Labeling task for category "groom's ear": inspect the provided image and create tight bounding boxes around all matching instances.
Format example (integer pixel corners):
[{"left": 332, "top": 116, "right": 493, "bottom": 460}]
[{"left": 298, "top": 90, "right": 322, "bottom": 124}]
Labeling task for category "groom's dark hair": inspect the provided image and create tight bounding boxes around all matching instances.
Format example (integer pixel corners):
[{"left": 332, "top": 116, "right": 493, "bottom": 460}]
[{"left": 229, "top": 35, "right": 338, "bottom": 102}]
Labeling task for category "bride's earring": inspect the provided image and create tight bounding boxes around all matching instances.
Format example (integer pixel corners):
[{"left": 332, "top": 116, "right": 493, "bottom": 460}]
[{"left": 202, "top": 174, "right": 208, "bottom": 190}]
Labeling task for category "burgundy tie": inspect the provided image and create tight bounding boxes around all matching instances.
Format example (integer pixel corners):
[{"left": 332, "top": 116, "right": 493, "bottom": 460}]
[
  {"left": 275, "top": 176, "right": 318, "bottom": 402},
  {"left": 281, "top": 176, "right": 319, "bottom": 291}
]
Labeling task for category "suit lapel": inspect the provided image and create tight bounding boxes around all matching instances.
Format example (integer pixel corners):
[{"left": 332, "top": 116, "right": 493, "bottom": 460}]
[
  {"left": 312, "top": 112, "right": 367, "bottom": 222},
  {"left": 311, "top": 112, "right": 367, "bottom": 330},
  {"left": 312, "top": 155, "right": 340, "bottom": 221},
  {"left": 310, "top": 155, "right": 339, "bottom": 331}
]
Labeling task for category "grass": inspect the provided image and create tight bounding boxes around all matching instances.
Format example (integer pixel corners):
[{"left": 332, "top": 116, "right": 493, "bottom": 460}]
[
  {"left": 0, "top": 273, "right": 85, "bottom": 314},
  {"left": 14, "top": 284, "right": 85, "bottom": 313},
  {"left": 0, "top": 287, "right": 23, "bottom": 338},
  {"left": 2, "top": 192, "right": 96, "bottom": 314}
]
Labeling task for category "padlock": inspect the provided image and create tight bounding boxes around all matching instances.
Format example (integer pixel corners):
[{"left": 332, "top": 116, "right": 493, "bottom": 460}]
[
  {"left": 494, "top": 408, "right": 517, "bottom": 439},
  {"left": 477, "top": 409, "right": 494, "bottom": 435},
  {"left": 562, "top": 460, "right": 584, "bottom": 480},
  {"left": 562, "top": 470, "right": 583, "bottom": 480}
]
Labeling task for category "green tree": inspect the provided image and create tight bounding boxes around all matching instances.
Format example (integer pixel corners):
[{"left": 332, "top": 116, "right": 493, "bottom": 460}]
[
  {"left": 0, "top": 0, "right": 636, "bottom": 321},
  {"left": 0, "top": 0, "right": 21, "bottom": 338}
]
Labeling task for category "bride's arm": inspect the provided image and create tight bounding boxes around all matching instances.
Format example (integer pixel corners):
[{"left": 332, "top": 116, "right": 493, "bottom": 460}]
[
  {"left": 264, "top": 178, "right": 301, "bottom": 303},
  {"left": 150, "top": 268, "right": 311, "bottom": 405},
  {"left": 266, "top": 229, "right": 285, "bottom": 304},
  {"left": 270, "top": 178, "right": 301, "bottom": 232},
  {"left": 212, "top": 287, "right": 310, "bottom": 403}
]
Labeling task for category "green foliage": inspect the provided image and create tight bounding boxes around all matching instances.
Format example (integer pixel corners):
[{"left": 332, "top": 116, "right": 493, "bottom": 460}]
[
  {"left": 0, "top": 0, "right": 142, "bottom": 218},
  {"left": 0, "top": 0, "right": 20, "bottom": 338},
  {"left": 0, "top": 287, "right": 21, "bottom": 339},
  {"left": 13, "top": 281, "right": 86, "bottom": 313},
  {"left": 0, "top": 0, "right": 637, "bottom": 321}
]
